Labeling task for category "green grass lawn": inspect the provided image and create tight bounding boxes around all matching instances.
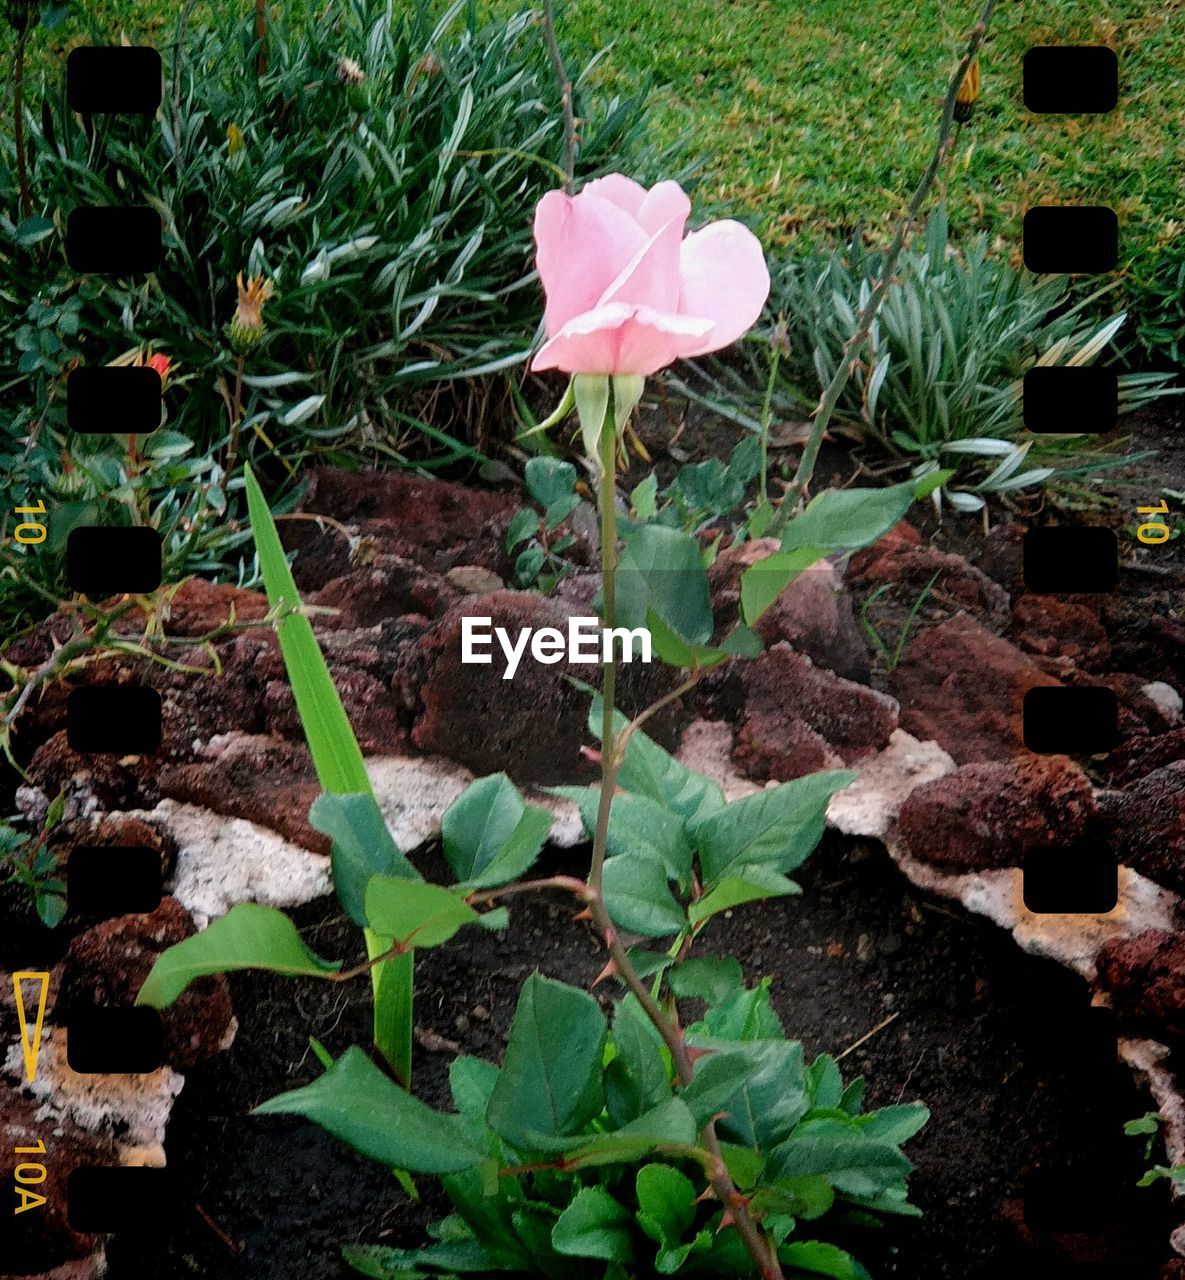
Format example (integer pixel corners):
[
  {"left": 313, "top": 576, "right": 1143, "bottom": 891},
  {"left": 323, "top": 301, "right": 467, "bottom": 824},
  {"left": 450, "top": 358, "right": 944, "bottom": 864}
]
[{"left": 9, "top": 0, "right": 1182, "bottom": 269}]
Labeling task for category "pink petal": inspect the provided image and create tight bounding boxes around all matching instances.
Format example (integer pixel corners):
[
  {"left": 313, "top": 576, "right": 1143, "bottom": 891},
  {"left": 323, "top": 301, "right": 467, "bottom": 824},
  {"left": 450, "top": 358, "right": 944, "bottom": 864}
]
[
  {"left": 580, "top": 174, "right": 648, "bottom": 218},
  {"left": 533, "top": 190, "right": 647, "bottom": 336},
  {"left": 635, "top": 181, "right": 691, "bottom": 237},
  {"left": 676, "top": 220, "right": 771, "bottom": 356},
  {"left": 531, "top": 302, "right": 712, "bottom": 377},
  {"left": 596, "top": 209, "right": 687, "bottom": 316}
]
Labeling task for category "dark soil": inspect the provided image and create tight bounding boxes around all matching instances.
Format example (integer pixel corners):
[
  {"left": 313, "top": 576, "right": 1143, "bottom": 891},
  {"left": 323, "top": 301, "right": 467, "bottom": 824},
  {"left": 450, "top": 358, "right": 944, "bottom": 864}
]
[{"left": 103, "top": 833, "right": 1173, "bottom": 1280}]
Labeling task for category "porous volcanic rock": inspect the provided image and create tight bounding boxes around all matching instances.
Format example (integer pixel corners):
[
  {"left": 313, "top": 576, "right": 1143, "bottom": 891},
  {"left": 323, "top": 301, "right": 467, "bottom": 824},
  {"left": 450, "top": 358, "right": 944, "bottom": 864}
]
[
  {"left": 1008, "top": 594, "right": 1110, "bottom": 670},
  {"left": 308, "top": 554, "right": 463, "bottom": 630},
  {"left": 732, "top": 644, "right": 898, "bottom": 782},
  {"left": 129, "top": 578, "right": 269, "bottom": 635},
  {"left": 281, "top": 466, "right": 529, "bottom": 589},
  {"left": 709, "top": 541, "right": 869, "bottom": 680},
  {"left": 1096, "top": 930, "right": 1185, "bottom": 1042},
  {"left": 158, "top": 734, "right": 327, "bottom": 853},
  {"left": 0, "top": 1085, "right": 108, "bottom": 1274},
  {"left": 895, "top": 756, "right": 1097, "bottom": 873},
  {"left": 848, "top": 542, "right": 1011, "bottom": 636},
  {"left": 23, "top": 732, "right": 153, "bottom": 821},
  {"left": 1105, "top": 727, "right": 1185, "bottom": 788},
  {"left": 398, "top": 590, "right": 679, "bottom": 783},
  {"left": 888, "top": 614, "right": 1060, "bottom": 763},
  {"left": 56, "top": 898, "right": 233, "bottom": 1070},
  {"left": 845, "top": 518, "right": 922, "bottom": 580},
  {"left": 1097, "top": 762, "right": 1185, "bottom": 896}
]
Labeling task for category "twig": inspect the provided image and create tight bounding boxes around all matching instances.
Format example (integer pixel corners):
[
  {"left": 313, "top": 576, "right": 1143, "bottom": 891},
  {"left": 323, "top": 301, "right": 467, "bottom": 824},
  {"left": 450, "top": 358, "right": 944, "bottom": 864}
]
[
  {"left": 766, "top": 0, "right": 1000, "bottom": 534},
  {"left": 835, "top": 1011, "right": 900, "bottom": 1062},
  {"left": 540, "top": 0, "right": 577, "bottom": 190},
  {"left": 12, "top": 30, "right": 31, "bottom": 218}
]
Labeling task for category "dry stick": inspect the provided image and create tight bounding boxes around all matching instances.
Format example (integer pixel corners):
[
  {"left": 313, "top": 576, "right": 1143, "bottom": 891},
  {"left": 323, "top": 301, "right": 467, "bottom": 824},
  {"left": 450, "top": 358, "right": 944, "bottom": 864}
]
[
  {"left": 541, "top": 0, "right": 577, "bottom": 191},
  {"left": 255, "top": 0, "right": 268, "bottom": 78},
  {"left": 766, "top": 0, "right": 1000, "bottom": 536},
  {"left": 584, "top": 404, "right": 784, "bottom": 1280}
]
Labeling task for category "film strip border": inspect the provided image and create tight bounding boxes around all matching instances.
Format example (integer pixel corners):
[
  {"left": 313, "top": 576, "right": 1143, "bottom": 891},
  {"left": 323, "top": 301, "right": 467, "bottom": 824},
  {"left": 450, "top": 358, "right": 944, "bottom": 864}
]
[
  {"left": 2, "top": 27, "right": 1173, "bottom": 1275},
  {"left": 7, "top": 42, "right": 175, "bottom": 1256}
]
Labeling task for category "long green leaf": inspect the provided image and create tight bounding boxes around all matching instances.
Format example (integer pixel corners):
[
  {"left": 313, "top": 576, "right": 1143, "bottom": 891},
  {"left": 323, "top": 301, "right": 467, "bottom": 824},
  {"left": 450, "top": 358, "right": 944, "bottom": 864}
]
[{"left": 137, "top": 903, "right": 340, "bottom": 1008}]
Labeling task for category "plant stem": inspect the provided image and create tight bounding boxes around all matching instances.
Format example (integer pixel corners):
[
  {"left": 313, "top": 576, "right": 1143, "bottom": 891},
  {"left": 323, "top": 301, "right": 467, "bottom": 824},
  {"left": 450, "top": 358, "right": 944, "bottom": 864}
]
[
  {"left": 757, "top": 344, "right": 781, "bottom": 508},
  {"left": 766, "top": 0, "right": 999, "bottom": 535},
  {"left": 227, "top": 355, "right": 246, "bottom": 472},
  {"left": 541, "top": 0, "right": 577, "bottom": 191},
  {"left": 255, "top": 0, "right": 268, "bottom": 78},
  {"left": 581, "top": 398, "right": 783, "bottom": 1280},
  {"left": 13, "top": 31, "right": 31, "bottom": 219},
  {"left": 588, "top": 395, "right": 618, "bottom": 899}
]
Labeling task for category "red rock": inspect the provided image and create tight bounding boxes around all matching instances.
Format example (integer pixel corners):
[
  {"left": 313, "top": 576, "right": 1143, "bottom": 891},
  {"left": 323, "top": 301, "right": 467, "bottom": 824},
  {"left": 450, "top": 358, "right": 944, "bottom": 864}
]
[
  {"left": 56, "top": 898, "right": 233, "bottom": 1070},
  {"left": 1105, "top": 727, "right": 1185, "bottom": 788},
  {"left": 1097, "top": 762, "right": 1185, "bottom": 895},
  {"left": 896, "top": 756, "right": 1097, "bottom": 872},
  {"left": 845, "top": 518, "right": 922, "bottom": 581},
  {"left": 128, "top": 579, "right": 269, "bottom": 636},
  {"left": 0, "top": 1085, "right": 109, "bottom": 1273},
  {"left": 309, "top": 555, "right": 461, "bottom": 629},
  {"left": 282, "top": 467, "right": 526, "bottom": 589},
  {"left": 1096, "top": 930, "right": 1185, "bottom": 1041},
  {"left": 888, "top": 615, "right": 1060, "bottom": 763},
  {"left": 25, "top": 732, "right": 152, "bottom": 818},
  {"left": 399, "top": 590, "right": 678, "bottom": 784},
  {"left": 709, "top": 541, "right": 869, "bottom": 680},
  {"left": 158, "top": 734, "right": 327, "bottom": 853},
  {"left": 1008, "top": 595, "right": 1110, "bottom": 670},
  {"left": 732, "top": 644, "right": 898, "bottom": 782},
  {"left": 848, "top": 543, "right": 1011, "bottom": 636}
]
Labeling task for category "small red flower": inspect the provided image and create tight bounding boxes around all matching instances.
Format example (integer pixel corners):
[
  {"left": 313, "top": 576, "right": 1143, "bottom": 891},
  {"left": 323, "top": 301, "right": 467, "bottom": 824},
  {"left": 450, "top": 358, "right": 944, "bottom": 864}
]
[{"left": 145, "top": 352, "right": 171, "bottom": 385}]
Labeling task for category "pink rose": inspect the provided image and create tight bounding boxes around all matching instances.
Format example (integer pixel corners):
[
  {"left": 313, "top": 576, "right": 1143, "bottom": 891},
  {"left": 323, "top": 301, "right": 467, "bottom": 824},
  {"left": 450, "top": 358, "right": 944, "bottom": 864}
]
[{"left": 530, "top": 174, "right": 770, "bottom": 377}]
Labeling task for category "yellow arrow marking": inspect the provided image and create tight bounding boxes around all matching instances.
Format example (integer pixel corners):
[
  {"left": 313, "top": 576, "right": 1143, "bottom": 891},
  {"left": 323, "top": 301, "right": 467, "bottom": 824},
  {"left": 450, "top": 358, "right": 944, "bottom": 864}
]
[{"left": 12, "top": 972, "right": 51, "bottom": 1082}]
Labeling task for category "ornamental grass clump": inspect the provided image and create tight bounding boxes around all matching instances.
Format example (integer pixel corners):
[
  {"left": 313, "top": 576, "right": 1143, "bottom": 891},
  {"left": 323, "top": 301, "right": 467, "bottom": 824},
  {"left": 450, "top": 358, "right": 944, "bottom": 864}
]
[{"left": 139, "top": 175, "right": 936, "bottom": 1280}]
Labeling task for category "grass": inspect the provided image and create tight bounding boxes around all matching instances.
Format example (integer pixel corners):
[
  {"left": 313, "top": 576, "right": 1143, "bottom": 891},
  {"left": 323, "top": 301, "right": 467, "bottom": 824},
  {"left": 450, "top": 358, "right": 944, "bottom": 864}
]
[{"left": 6, "top": 0, "right": 1181, "bottom": 286}]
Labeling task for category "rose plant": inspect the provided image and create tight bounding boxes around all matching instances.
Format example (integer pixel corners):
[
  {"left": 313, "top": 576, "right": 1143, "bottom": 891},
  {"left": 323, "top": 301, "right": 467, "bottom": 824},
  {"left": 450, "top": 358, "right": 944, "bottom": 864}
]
[{"left": 139, "top": 176, "right": 942, "bottom": 1279}]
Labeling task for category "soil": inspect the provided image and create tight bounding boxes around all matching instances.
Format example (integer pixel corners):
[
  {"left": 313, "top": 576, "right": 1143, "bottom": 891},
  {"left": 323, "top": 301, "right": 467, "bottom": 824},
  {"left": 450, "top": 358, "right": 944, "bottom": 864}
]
[{"left": 102, "top": 834, "right": 1172, "bottom": 1280}]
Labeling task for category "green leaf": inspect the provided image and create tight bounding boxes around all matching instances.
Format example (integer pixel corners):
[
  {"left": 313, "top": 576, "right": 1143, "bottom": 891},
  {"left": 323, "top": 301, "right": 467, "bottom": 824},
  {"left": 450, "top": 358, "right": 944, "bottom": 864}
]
[
  {"left": 617, "top": 525, "right": 714, "bottom": 649},
  {"left": 567, "top": 1098, "right": 699, "bottom": 1167},
  {"left": 688, "top": 867, "right": 801, "bottom": 926},
  {"left": 364, "top": 877, "right": 481, "bottom": 949},
  {"left": 679, "top": 1051, "right": 757, "bottom": 1127},
  {"left": 807, "top": 1055, "right": 844, "bottom": 1109},
  {"left": 608, "top": 995, "right": 673, "bottom": 1124},
  {"left": 486, "top": 974, "right": 606, "bottom": 1152},
  {"left": 752, "top": 1176, "right": 835, "bottom": 1221},
  {"left": 551, "top": 785, "right": 693, "bottom": 888},
  {"left": 309, "top": 791, "right": 419, "bottom": 926},
  {"left": 630, "top": 473, "right": 659, "bottom": 520},
  {"left": 551, "top": 1187, "right": 634, "bottom": 1262},
  {"left": 442, "top": 774, "right": 552, "bottom": 889},
  {"left": 602, "top": 856, "right": 686, "bottom": 938},
  {"left": 685, "top": 1038, "right": 808, "bottom": 1150},
  {"left": 15, "top": 215, "right": 55, "bottom": 246},
  {"left": 245, "top": 466, "right": 370, "bottom": 793},
  {"left": 693, "top": 771, "right": 855, "bottom": 885},
  {"left": 636, "top": 1163, "right": 696, "bottom": 1246},
  {"left": 856, "top": 1104, "right": 930, "bottom": 1145},
  {"left": 740, "top": 547, "right": 828, "bottom": 625},
  {"left": 137, "top": 903, "right": 340, "bottom": 1008},
  {"left": 588, "top": 695, "right": 724, "bottom": 826},
  {"left": 699, "top": 981, "right": 785, "bottom": 1041},
  {"left": 449, "top": 1057, "right": 501, "bottom": 1119},
  {"left": 781, "top": 478, "right": 941, "bottom": 555},
  {"left": 525, "top": 456, "right": 578, "bottom": 508},
  {"left": 344, "top": 1239, "right": 519, "bottom": 1276},
  {"left": 778, "top": 1240, "right": 870, "bottom": 1279},
  {"left": 667, "top": 956, "right": 744, "bottom": 1005},
  {"left": 505, "top": 508, "right": 540, "bottom": 552},
  {"left": 768, "top": 1120, "right": 911, "bottom": 1196},
  {"left": 254, "top": 1047, "right": 485, "bottom": 1175}
]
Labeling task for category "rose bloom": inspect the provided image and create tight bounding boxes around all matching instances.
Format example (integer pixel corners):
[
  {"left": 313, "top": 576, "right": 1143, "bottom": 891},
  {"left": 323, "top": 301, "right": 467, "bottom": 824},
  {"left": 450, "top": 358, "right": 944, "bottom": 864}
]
[
  {"left": 145, "top": 352, "right": 171, "bottom": 383},
  {"left": 531, "top": 175, "right": 770, "bottom": 377}
]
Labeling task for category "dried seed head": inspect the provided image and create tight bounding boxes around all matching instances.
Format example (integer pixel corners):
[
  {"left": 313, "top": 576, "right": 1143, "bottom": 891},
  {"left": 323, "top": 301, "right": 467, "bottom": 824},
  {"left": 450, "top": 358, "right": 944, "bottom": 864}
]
[
  {"left": 336, "top": 55, "right": 366, "bottom": 86},
  {"left": 227, "top": 272, "right": 275, "bottom": 353},
  {"left": 955, "top": 58, "right": 981, "bottom": 122}
]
